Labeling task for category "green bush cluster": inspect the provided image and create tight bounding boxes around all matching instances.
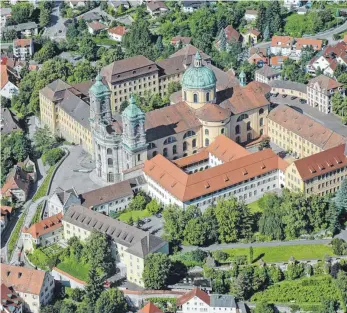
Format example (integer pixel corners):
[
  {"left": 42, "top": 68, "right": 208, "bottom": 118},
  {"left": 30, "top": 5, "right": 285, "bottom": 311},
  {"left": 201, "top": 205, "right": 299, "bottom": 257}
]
[
  {"left": 32, "top": 165, "right": 56, "bottom": 201},
  {"left": 170, "top": 250, "right": 208, "bottom": 267},
  {"left": 8, "top": 213, "right": 25, "bottom": 257},
  {"left": 27, "top": 247, "right": 58, "bottom": 270},
  {"left": 31, "top": 203, "right": 43, "bottom": 225},
  {"left": 42, "top": 148, "right": 64, "bottom": 166}
]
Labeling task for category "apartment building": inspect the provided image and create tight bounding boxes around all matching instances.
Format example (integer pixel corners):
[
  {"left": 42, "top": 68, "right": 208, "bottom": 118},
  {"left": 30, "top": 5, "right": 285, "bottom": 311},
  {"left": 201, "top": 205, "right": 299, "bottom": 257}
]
[
  {"left": 286, "top": 144, "right": 347, "bottom": 195},
  {"left": 307, "top": 75, "right": 344, "bottom": 114},
  {"left": 62, "top": 205, "right": 169, "bottom": 287},
  {"left": 13, "top": 39, "right": 34, "bottom": 61},
  {"left": 267, "top": 104, "right": 346, "bottom": 159},
  {"left": 270, "top": 36, "right": 294, "bottom": 56},
  {"left": 1, "top": 283, "right": 23, "bottom": 313},
  {"left": 144, "top": 135, "right": 287, "bottom": 210},
  {"left": 1, "top": 264, "right": 55, "bottom": 313},
  {"left": 22, "top": 213, "right": 64, "bottom": 251},
  {"left": 255, "top": 65, "right": 281, "bottom": 84}
]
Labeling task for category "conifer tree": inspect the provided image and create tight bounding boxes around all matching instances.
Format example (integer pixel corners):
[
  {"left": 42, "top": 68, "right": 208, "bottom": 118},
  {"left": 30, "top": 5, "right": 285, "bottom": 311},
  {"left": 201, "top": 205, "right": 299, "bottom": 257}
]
[{"left": 335, "top": 179, "right": 347, "bottom": 213}]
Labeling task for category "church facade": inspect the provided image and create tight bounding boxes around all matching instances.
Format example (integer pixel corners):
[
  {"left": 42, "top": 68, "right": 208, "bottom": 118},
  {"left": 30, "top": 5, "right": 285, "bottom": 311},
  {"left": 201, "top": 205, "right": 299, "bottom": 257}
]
[{"left": 40, "top": 51, "right": 271, "bottom": 184}]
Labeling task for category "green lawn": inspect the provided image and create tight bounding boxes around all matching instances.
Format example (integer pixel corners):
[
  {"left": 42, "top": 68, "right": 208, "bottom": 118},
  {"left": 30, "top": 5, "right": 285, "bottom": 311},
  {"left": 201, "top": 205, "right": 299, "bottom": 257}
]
[
  {"left": 251, "top": 275, "right": 341, "bottom": 309},
  {"left": 223, "top": 244, "right": 335, "bottom": 263},
  {"left": 57, "top": 258, "right": 90, "bottom": 282},
  {"left": 8, "top": 213, "right": 25, "bottom": 257},
  {"left": 118, "top": 209, "right": 151, "bottom": 222},
  {"left": 248, "top": 199, "right": 262, "bottom": 213},
  {"left": 93, "top": 37, "right": 118, "bottom": 46}
]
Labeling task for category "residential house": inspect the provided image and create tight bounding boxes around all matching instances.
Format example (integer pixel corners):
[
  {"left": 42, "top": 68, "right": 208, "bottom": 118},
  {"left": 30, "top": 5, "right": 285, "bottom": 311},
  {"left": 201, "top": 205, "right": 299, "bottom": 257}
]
[
  {"left": 1, "top": 165, "right": 32, "bottom": 202},
  {"left": 307, "top": 75, "right": 344, "bottom": 114},
  {"left": 109, "top": 0, "right": 130, "bottom": 10},
  {"left": 1, "top": 264, "right": 55, "bottom": 313},
  {"left": 67, "top": 0, "right": 86, "bottom": 8},
  {"left": 286, "top": 144, "right": 347, "bottom": 195},
  {"left": 144, "top": 135, "right": 288, "bottom": 210},
  {"left": 1, "top": 206, "right": 14, "bottom": 234},
  {"left": 17, "top": 157, "right": 37, "bottom": 183},
  {"left": 176, "top": 288, "right": 250, "bottom": 313},
  {"left": 79, "top": 11, "right": 102, "bottom": 22},
  {"left": 248, "top": 53, "right": 269, "bottom": 67},
  {"left": 1, "top": 65, "right": 19, "bottom": 99},
  {"left": 244, "top": 9, "right": 258, "bottom": 22},
  {"left": 2, "top": 22, "right": 38, "bottom": 38},
  {"left": 22, "top": 213, "right": 64, "bottom": 251},
  {"left": 294, "top": 38, "right": 323, "bottom": 57},
  {"left": 224, "top": 25, "right": 241, "bottom": 43},
  {"left": 0, "top": 8, "right": 12, "bottom": 28},
  {"left": 270, "top": 55, "right": 288, "bottom": 69},
  {"left": 171, "top": 36, "right": 192, "bottom": 47},
  {"left": 0, "top": 283, "right": 23, "bottom": 313},
  {"left": 146, "top": 1, "right": 169, "bottom": 16},
  {"left": 270, "top": 36, "right": 294, "bottom": 56},
  {"left": 255, "top": 65, "right": 281, "bottom": 84},
  {"left": 62, "top": 204, "right": 169, "bottom": 287},
  {"left": 267, "top": 104, "right": 346, "bottom": 159},
  {"left": 107, "top": 26, "right": 127, "bottom": 42},
  {"left": 242, "top": 29, "right": 261, "bottom": 45},
  {"left": 86, "top": 21, "right": 107, "bottom": 35},
  {"left": 138, "top": 302, "right": 163, "bottom": 313},
  {"left": 181, "top": 1, "right": 206, "bottom": 13},
  {"left": 1, "top": 108, "right": 22, "bottom": 135},
  {"left": 13, "top": 39, "right": 34, "bottom": 61},
  {"left": 283, "top": 0, "right": 301, "bottom": 9},
  {"left": 307, "top": 41, "right": 347, "bottom": 77},
  {"left": 47, "top": 187, "right": 80, "bottom": 217}
]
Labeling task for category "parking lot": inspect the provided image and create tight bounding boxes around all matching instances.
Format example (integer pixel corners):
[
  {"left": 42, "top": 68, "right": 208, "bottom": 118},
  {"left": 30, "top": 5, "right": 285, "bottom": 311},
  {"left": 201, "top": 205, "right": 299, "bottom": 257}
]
[{"left": 138, "top": 215, "right": 164, "bottom": 237}]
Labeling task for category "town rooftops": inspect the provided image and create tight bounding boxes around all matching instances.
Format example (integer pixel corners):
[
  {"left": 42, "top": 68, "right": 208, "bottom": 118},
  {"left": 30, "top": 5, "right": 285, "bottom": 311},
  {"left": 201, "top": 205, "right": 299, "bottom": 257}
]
[
  {"left": 268, "top": 79, "right": 306, "bottom": 93},
  {"left": 5, "top": 22, "right": 37, "bottom": 31},
  {"left": 224, "top": 25, "right": 241, "bottom": 42},
  {"left": 86, "top": 21, "right": 107, "bottom": 31},
  {"left": 171, "top": 36, "right": 192, "bottom": 45},
  {"left": 22, "top": 213, "right": 63, "bottom": 239},
  {"left": 1, "top": 108, "right": 21, "bottom": 135},
  {"left": 271, "top": 35, "right": 294, "bottom": 48},
  {"left": 293, "top": 144, "right": 347, "bottom": 181},
  {"left": 195, "top": 103, "right": 230, "bottom": 122},
  {"left": 255, "top": 65, "right": 281, "bottom": 78},
  {"left": 270, "top": 55, "right": 288, "bottom": 67},
  {"left": 177, "top": 288, "right": 210, "bottom": 306},
  {"left": 138, "top": 302, "right": 163, "bottom": 313},
  {"left": 80, "top": 180, "right": 133, "bottom": 208},
  {"left": 54, "top": 187, "right": 79, "bottom": 206},
  {"left": 144, "top": 147, "right": 288, "bottom": 203},
  {"left": 210, "top": 294, "right": 237, "bottom": 308},
  {"left": 13, "top": 38, "right": 32, "bottom": 47},
  {"left": 63, "top": 205, "right": 167, "bottom": 258},
  {"left": 169, "top": 44, "right": 211, "bottom": 61},
  {"left": 147, "top": 1, "right": 168, "bottom": 11},
  {"left": 295, "top": 38, "right": 323, "bottom": 51},
  {"left": 220, "top": 81, "right": 270, "bottom": 114},
  {"left": 1, "top": 264, "right": 46, "bottom": 295},
  {"left": 108, "top": 25, "right": 127, "bottom": 36},
  {"left": 1, "top": 283, "right": 22, "bottom": 312},
  {"left": 1, "top": 166, "right": 30, "bottom": 196},
  {"left": 308, "top": 74, "right": 343, "bottom": 92},
  {"left": 268, "top": 104, "right": 346, "bottom": 150}
]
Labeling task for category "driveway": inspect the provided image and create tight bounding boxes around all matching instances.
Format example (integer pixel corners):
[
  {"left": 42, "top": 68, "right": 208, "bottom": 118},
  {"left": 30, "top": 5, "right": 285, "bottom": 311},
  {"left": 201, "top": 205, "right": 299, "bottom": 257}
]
[{"left": 270, "top": 96, "right": 347, "bottom": 137}]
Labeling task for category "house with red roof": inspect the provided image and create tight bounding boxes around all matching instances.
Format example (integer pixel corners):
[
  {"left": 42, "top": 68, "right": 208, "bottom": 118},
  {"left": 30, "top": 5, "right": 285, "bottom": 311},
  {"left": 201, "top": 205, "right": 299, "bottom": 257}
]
[
  {"left": 13, "top": 38, "right": 34, "bottom": 61},
  {"left": 108, "top": 26, "right": 127, "bottom": 42},
  {"left": 242, "top": 29, "right": 261, "bottom": 45},
  {"left": 0, "top": 64, "right": 19, "bottom": 99},
  {"left": 87, "top": 21, "right": 107, "bottom": 35},
  {"left": 1, "top": 206, "right": 14, "bottom": 234},
  {"left": 138, "top": 302, "right": 163, "bottom": 313}
]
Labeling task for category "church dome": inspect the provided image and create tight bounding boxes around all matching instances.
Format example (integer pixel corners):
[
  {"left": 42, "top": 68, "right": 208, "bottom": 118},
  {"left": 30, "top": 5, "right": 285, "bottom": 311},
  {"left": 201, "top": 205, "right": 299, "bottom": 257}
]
[
  {"left": 122, "top": 95, "right": 144, "bottom": 119},
  {"left": 90, "top": 73, "right": 110, "bottom": 96},
  {"left": 181, "top": 51, "right": 216, "bottom": 90}
]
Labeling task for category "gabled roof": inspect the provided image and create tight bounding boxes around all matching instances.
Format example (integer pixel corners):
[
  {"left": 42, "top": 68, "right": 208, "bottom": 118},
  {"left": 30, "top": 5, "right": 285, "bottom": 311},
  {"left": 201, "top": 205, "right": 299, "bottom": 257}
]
[
  {"left": 295, "top": 38, "right": 322, "bottom": 51},
  {"left": 169, "top": 44, "right": 210, "bottom": 60},
  {"left": 108, "top": 25, "right": 127, "bottom": 36},
  {"left": 224, "top": 25, "right": 241, "bottom": 42},
  {"left": 1, "top": 283, "right": 22, "bottom": 311},
  {"left": 293, "top": 144, "right": 347, "bottom": 181},
  {"left": 255, "top": 65, "right": 281, "bottom": 78},
  {"left": 177, "top": 288, "right": 210, "bottom": 306},
  {"left": 86, "top": 21, "right": 107, "bottom": 31},
  {"left": 271, "top": 35, "right": 294, "bottom": 48},
  {"left": 138, "top": 302, "right": 163, "bottom": 313},
  {"left": 54, "top": 187, "right": 79, "bottom": 206},
  {"left": 13, "top": 39, "right": 32, "bottom": 48},
  {"left": 171, "top": 36, "right": 192, "bottom": 45},
  {"left": 308, "top": 74, "right": 343, "bottom": 92},
  {"left": 210, "top": 294, "right": 237, "bottom": 308},
  {"left": 147, "top": 1, "right": 168, "bottom": 11},
  {"left": 1, "top": 166, "right": 30, "bottom": 196},
  {"left": 195, "top": 103, "right": 230, "bottom": 122},
  {"left": 22, "top": 213, "right": 63, "bottom": 239},
  {"left": 1, "top": 108, "right": 21, "bottom": 135},
  {"left": 1, "top": 264, "right": 46, "bottom": 295}
]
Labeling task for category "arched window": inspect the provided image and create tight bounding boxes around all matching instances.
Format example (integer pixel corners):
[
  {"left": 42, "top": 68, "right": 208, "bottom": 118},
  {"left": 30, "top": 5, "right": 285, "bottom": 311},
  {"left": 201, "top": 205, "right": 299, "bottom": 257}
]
[
  {"left": 236, "top": 136, "right": 241, "bottom": 143},
  {"left": 247, "top": 121, "right": 251, "bottom": 131},
  {"left": 206, "top": 92, "right": 210, "bottom": 102},
  {"left": 108, "top": 158, "right": 113, "bottom": 166},
  {"left": 221, "top": 128, "right": 225, "bottom": 134},
  {"left": 193, "top": 93, "right": 198, "bottom": 103},
  {"left": 259, "top": 108, "right": 264, "bottom": 115},
  {"left": 183, "top": 141, "right": 188, "bottom": 151},
  {"left": 205, "top": 138, "right": 209, "bottom": 146},
  {"left": 164, "top": 136, "right": 177, "bottom": 145},
  {"left": 192, "top": 138, "right": 196, "bottom": 148},
  {"left": 148, "top": 142, "right": 156, "bottom": 150},
  {"left": 163, "top": 148, "right": 168, "bottom": 157},
  {"left": 235, "top": 125, "right": 240, "bottom": 134},
  {"left": 107, "top": 148, "right": 112, "bottom": 155},
  {"left": 184, "top": 91, "right": 187, "bottom": 101},
  {"left": 134, "top": 124, "right": 140, "bottom": 135},
  {"left": 247, "top": 132, "right": 252, "bottom": 141},
  {"left": 172, "top": 145, "right": 177, "bottom": 154},
  {"left": 205, "top": 129, "right": 209, "bottom": 136},
  {"left": 183, "top": 130, "right": 196, "bottom": 139},
  {"left": 237, "top": 113, "right": 249, "bottom": 122},
  {"left": 152, "top": 151, "right": 157, "bottom": 158},
  {"left": 260, "top": 117, "right": 264, "bottom": 127},
  {"left": 107, "top": 172, "right": 114, "bottom": 183}
]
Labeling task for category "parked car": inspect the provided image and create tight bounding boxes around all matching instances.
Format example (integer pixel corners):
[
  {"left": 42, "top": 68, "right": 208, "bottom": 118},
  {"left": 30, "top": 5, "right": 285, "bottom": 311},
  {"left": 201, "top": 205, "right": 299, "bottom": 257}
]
[
  {"left": 143, "top": 218, "right": 151, "bottom": 223},
  {"left": 273, "top": 92, "right": 279, "bottom": 97},
  {"left": 291, "top": 96, "right": 296, "bottom": 100},
  {"left": 155, "top": 213, "right": 162, "bottom": 218},
  {"left": 299, "top": 99, "right": 306, "bottom": 104},
  {"left": 282, "top": 94, "right": 287, "bottom": 98}
]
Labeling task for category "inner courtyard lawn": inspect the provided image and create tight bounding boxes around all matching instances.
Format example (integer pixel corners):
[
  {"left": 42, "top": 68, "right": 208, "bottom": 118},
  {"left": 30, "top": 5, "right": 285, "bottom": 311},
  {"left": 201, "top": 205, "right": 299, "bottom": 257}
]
[
  {"left": 57, "top": 259, "right": 90, "bottom": 282},
  {"left": 118, "top": 209, "right": 151, "bottom": 222},
  {"left": 223, "top": 244, "right": 335, "bottom": 263}
]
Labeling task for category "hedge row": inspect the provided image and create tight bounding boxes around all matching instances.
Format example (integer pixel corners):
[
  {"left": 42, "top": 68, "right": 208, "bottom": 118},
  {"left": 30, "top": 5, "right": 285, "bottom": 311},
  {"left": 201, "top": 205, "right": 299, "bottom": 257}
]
[
  {"left": 32, "top": 165, "right": 55, "bottom": 202},
  {"left": 8, "top": 213, "right": 26, "bottom": 258}
]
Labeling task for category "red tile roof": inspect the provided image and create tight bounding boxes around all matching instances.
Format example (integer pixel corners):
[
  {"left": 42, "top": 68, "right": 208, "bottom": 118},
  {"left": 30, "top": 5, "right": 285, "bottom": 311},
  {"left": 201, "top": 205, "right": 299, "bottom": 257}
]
[
  {"left": 270, "top": 55, "right": 288, "bottom": 66},
  {"left": 108, "top": 25, "right": 127, "bottom": 36},
  {"left": 1, "top": 283, "right": 22, "bottom": 311},
  {"left": 308, "top": 74, "right": 343, "bottom": 91},
  {"left": 271, "top": 35, "right": 294, "bottom": 48},
  {"left": 177, "top": 288, "right": 210, "bottom": 306},
  {"left": 171, "top": 36, "right": 192, "bottom": 45},
  {"left": 294, "top": 144, "right": 347, "bottom": 181},
  {"left": 13, "top": 39, "right": 32, "bottom": 47},
  {"left": 1, "top": 166, "right": 31, "bottom": 197},
  {"left": 87, "top": 21, "right": 107, "bottom": 31},
  {"left": 22, "top": 213, "right": 63, "bottom": 239},
  {"left": 138, "top": 302, "right": 164, "bottom": 313},
  {"left": 295, "top": 38, "right": 322, "bottom": 51},
  {"left": 195, "top": 103, "right": 230, "bottom": 122},
  {"left": 1, "top": 64, "right": 9, "bottom": 89},
  {"left": 224, "top": 25, "right": 241, "bottom": 42}
]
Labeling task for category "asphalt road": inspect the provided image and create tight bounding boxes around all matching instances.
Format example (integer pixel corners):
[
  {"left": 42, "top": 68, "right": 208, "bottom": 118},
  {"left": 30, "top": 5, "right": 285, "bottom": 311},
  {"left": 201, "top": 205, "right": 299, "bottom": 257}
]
[{"left": 43, "top": 1, "right": 67, "bottom": 41}]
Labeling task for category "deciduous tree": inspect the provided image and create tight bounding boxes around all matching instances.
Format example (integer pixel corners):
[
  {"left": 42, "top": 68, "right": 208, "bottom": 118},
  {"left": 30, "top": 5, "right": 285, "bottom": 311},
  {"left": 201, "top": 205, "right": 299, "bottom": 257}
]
[
  {"left": 95, "top": 288, "right": 127, "bottom": 313},
  {"left": 142, "top": 253, "right": 172, "bottom": 289}
]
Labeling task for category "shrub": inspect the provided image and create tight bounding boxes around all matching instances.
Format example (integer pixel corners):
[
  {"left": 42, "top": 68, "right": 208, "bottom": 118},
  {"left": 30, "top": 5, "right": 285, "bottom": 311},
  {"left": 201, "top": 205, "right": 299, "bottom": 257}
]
[
  {"left": 42, "top": 148, "right": 64, "bottom": 166},
  {"left": 8, "top": 213, "right": 25, "bottom": 257},
  {"left": 212, "top": 251, "right": 229, "bottom": 262},
  {"left": 332, "top": 238, "right": 347, "bottom": 255},
  {"left": 146, "top": 199, "right": 161, "bottom": 214}
]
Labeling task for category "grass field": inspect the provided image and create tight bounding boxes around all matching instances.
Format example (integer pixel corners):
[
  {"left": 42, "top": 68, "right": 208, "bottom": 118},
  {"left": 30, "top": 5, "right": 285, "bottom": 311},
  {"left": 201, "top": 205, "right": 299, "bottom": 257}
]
[
  {"left": 118, "top": 209, "right": 151, "bottom": 222},
  {"left": 57, "top": 258, "right": 90, "bottom": 282},
  {"left": 248, "top": 199, "right": 262, "bottom": 213},
  {"left": 223, "top": 244, "right": 335, "bottom": 263}
]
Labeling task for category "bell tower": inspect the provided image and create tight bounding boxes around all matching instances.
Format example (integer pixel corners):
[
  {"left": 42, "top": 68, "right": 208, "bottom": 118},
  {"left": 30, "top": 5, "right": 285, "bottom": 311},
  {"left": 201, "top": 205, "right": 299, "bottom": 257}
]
[{"left": 121, "top": 96, "right": 147, "bottom": 171}]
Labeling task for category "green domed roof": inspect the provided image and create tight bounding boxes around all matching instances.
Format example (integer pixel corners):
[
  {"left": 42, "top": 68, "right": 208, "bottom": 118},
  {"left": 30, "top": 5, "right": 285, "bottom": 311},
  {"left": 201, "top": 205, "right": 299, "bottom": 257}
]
[
  {"left": 181, "top": 51, "right": 217, "bottom": 90},
  {"left": 122, "top": 95, "right": 144, "bottom": 119},
  {"left": 90, "top": 73, "right": 110, "bottom": 97}
]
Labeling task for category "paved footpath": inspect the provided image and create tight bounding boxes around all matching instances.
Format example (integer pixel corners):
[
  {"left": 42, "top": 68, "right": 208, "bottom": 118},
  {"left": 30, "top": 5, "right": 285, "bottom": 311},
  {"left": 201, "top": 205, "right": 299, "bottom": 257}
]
[{"left": 182, "top": 238, "right": 331, "bottom": 252}]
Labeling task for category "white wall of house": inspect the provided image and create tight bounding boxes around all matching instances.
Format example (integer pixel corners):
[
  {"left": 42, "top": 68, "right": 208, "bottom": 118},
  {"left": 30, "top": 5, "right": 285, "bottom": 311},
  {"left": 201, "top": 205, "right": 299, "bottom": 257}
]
[{"left": 1, "top": 81, "right": 19, "bottom": 99}]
